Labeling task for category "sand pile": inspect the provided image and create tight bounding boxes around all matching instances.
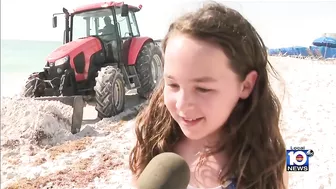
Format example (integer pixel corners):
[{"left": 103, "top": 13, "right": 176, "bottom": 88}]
[
  {"left": 1, "top": 96, "right": 141, "bottom": 189},
  {"left": 1, "top": 97, "right": 74, "bottom": 147}
]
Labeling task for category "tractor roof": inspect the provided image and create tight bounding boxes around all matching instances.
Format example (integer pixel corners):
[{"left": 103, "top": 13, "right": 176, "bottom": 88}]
[{"left": 73, "top": 1, "right": 141, "bottom": 14}]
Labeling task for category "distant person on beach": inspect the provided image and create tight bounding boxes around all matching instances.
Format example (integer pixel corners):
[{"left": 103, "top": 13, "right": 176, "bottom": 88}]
[{"left": 129, "top": 2, "right": 288, "bottom": 189}]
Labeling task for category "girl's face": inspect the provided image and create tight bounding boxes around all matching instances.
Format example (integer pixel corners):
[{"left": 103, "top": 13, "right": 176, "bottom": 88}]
[{"left": 163, "top": 34, "right": 256, "bottom": 141}]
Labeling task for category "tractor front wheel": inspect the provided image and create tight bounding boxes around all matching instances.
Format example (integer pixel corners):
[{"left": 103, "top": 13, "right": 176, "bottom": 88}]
[
  {"left": 135, "top": 41, "right": 163, "bottom": 99},
  {"left": 94, "top": 66, "right": 125, "bottom": 119},
  {"left": 22, "top": 72, "right": 43, "bottom": 97}
]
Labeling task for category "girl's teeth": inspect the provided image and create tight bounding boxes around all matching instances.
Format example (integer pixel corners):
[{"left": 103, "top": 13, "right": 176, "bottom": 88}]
[{"left": 185, "top": 118, "right": 196, "bottom": 121}]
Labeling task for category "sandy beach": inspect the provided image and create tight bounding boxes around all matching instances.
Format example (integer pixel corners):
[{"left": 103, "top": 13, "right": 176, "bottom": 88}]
[{"left": 1, "top": 56, "right": 336, "bottom": 189}]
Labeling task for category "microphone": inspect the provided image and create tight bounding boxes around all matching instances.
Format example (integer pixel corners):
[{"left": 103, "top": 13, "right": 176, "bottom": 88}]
[{"left": 136, "top": 152, "right": 191, "bottom": 189}]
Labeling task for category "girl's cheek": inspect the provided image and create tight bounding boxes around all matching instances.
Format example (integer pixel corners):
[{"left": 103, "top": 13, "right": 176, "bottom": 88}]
[{"left": 163, "top": 89, "right": 176, "bottom": 108}]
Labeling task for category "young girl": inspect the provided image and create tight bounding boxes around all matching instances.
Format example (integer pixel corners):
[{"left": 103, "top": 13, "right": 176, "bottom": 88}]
[{"left": 129, "top": 2, "right": 288, "bottom": 189}]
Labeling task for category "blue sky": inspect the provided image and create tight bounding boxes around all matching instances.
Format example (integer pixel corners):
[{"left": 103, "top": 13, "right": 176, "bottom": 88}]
[{"left": 1, "top": 0, "right": 335, "bottom": 48}]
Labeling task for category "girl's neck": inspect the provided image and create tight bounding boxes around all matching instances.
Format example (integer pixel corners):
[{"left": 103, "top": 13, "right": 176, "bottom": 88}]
[
  {"left": 180, "top": 133, "right": 223, "bottom": 155},
  {"left": 174, "top": 136, "right": 229, "bottom": 188}
]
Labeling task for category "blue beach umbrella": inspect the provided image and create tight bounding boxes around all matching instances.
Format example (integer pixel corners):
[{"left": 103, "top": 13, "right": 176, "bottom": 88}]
[{"left": 312, "top": 36, "right": 336, "bottom": 48}]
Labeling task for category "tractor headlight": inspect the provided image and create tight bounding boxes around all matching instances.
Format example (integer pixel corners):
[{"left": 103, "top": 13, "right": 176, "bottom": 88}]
[{"left": 55, "top": 56, "right": 69, "bottom": 66}]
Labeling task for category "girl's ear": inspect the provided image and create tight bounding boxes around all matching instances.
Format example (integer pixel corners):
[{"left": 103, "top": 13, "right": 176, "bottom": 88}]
[{"left": 239, "top": 70, "right": 258, "bottom": 99}]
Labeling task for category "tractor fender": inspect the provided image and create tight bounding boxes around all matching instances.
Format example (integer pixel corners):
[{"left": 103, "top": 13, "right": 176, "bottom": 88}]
[{"left": 128, "top": 37, "right": 153, "bottom": 65}]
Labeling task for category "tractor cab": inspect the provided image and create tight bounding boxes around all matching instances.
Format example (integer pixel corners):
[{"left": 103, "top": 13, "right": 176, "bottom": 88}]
[{"left": 52, "top": 3, "right": 141, "bottom": 64}]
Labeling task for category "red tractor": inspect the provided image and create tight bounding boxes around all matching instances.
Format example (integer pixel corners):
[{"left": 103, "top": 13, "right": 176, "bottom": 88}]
[{"left": 23, "top": 2, "right": 163, "bottom": 120}]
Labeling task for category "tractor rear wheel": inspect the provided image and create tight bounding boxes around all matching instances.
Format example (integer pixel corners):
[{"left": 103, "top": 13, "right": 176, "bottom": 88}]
[
  {"left": 135, "top": 41, "right": 163, "bottom": 99},
  {"left": 94, "top": 66, "right": 125, "bottom": 119}
]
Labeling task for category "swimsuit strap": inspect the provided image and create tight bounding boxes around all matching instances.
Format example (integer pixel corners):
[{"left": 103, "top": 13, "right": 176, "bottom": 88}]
[{"left": 222, "top": 179, "right": 236, "bottom": 189}]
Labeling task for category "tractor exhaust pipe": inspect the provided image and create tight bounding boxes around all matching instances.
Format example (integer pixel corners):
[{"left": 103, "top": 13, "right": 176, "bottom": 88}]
[{"left": 34, "top": 96, "right": 85, "bottom": 134}]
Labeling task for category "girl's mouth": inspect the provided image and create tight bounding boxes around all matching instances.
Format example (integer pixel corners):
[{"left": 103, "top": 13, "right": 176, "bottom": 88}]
[{"left": 181, "top": 117, "right": 204, "bottom": 127}]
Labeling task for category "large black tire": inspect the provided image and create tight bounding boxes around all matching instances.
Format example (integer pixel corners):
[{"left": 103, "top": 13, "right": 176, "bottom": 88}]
[
  {"left": 23, "top": 72, "right": 41, "bottom": 97},
  {"left": 135, "top": 41, "right": 163, "bottom": 99},
  {"left": 94, "top": 66, "right": 126, "bottom": 119}
]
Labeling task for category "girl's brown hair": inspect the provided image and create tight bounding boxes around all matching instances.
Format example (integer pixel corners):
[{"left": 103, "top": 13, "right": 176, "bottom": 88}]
[{"left": 129, "top": 2, "right": 286, "bottom": 189}]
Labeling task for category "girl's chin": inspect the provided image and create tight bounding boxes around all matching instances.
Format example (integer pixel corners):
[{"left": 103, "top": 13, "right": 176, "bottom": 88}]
[{"left": 180, "top": 129, "right": 208, "bottom": 141}]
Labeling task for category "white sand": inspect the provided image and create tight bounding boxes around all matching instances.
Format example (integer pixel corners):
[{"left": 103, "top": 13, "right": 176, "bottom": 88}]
[{"left": 1, "top": 57, "right": 336, "bottom": 189}]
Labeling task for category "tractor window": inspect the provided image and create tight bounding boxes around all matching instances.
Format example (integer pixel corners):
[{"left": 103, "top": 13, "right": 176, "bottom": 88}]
[
  {"left": 129, "top": 11, "right": 140, "bottom": 36},
  {"left": 72, "top": 16, "right": 89, "bottom": 40},
  {"left": 116, "top": 13, "right": 132, "bottom": 38},
  {"left": 71, "top": 9, "right": 114, "bottom": 41}
]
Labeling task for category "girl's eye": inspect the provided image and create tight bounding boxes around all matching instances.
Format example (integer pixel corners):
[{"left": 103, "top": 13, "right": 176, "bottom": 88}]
[
  {"left": 196, "top": 87, "right": 212, "bottom": 93},
  {"left": 167, "top": 83, "right": 179, "bottom": 88}
]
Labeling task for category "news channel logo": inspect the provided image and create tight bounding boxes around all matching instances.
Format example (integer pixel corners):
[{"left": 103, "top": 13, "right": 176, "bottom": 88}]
[{"left": 286, "top": 146, "right": 314, "bottom": 172}]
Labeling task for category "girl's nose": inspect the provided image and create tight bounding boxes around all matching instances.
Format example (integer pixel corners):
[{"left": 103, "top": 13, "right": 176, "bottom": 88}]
[{"left": 175, "top": 90, "right": 195, "bottom": 113}]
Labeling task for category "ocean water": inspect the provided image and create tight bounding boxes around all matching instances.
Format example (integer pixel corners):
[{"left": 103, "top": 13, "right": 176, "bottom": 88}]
[
  {"left": 1, "top": 40, "right": 62, "bottom": 73},
  {"left": 1, "top": 40, "right": 62, "bottom": 97}
]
